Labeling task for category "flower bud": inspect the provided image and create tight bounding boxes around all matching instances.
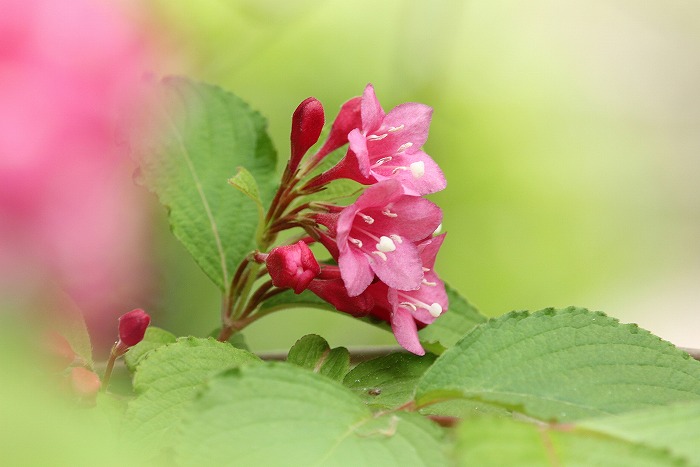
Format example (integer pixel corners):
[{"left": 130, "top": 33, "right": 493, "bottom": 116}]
[
  {"left": 266, "top": 241, "right": 321, "bottom": 294},
  {"left": 290, "top": 97, "right": 325, "bottom": 173},
  {"left": 118, "top": 308, "right": 150, "bottom": 347}
]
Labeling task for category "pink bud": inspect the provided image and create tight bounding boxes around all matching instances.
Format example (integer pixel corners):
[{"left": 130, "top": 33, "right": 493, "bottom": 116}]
[
  {"left": 266, "top": 241, "right": 321, "bottom": 294},
  {"left": 118, "top": 308, "right": 150, "bottom": 347},
  {"left": 290, "top": 97, "right": 325, "bottom": 173},
  {"left": 70, "top": 367, "right": 101, "bottom": 398}
]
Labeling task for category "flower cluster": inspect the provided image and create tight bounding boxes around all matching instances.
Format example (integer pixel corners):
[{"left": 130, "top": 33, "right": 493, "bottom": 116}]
[{"left": 260, "top": 85, "right": 448, "bottom": 355}]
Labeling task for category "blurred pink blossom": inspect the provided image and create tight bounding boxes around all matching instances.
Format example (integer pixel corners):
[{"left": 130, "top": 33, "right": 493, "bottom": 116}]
[{"left": 0, "top": 0, "right": 154, "bottom": 343}]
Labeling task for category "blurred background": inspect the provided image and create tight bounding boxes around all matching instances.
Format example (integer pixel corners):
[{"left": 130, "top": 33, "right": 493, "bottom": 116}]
[{"left": 2, "top": 0, "right": 699, "bottom": 354}]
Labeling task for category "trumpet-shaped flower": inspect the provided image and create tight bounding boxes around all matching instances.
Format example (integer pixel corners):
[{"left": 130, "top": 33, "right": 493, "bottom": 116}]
[
  {"left": 366, "top": 234, "right": 448, "bottom": 355},
  {"left": 335, "top": 180, "right": 442, "bottom": 296}
]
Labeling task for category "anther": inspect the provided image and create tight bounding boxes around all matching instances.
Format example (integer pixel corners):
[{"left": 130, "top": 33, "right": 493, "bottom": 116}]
[
  {"left": 400, "top": 302, "right": 418, "bottom": 312},
  {"left": 389, "top": 234, "right": 403, "bottom": 244},
  {"left": 372, "top": 156, "right": 392, "bottom": 167},
  {"left": 433, "top": 223, "right": 442, "bottom": 235},
  {"left": 388, "top": 125, "right": 404, "bottom": 132},
  {"left": 422, "top": 267, "right": 430, "bottom": 272},
  {"left": 349, "top": 237, "right": 363, "bottom": 248},
  {"left": 367, "top": 133, "right": 388, "bottom": 141},
  {"left": 422, "top": 279, "right": 437, "bottom": 287},
  {"left": 409, "top": 161, "right": 425, "bottom": 178},
  {"left": 359, "top": 213, "right": 375, "bottom": 224},
  {"left": 372, "top": 251, "right": 388, "bottom": 261},
  {"left": 397, "top": 142, "right": 413, "bottom": 152},
  {"left": 376, "top": 236, "right": 396, "bottom": 253},
  {"left": 382, "top": 208, "right": 398, "bottom": 218}
]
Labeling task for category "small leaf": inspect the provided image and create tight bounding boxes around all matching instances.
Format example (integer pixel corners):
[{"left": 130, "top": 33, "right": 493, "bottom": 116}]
[
  {"left": 124, "top": 337, "right": 260, "bottom": 458},
  {"left": 418, "top": 283, "right": 487, "bottom": 353},
  {"left": 124, "top": 327, "right": 176, "bottom": 372},
  {"left": 138, "top": 77, "right": 277, "bottom": 292},
  {"left": 344, "top": 352, "right": 436, "bottom": 409},
  {"left": 454, "top": 415, "right": 684, "bottom": 466},
  {"left": 175, "top": 363, "right": 447, "bottom": 466},
  {"left": 287, "top": 334, "right": 350, "bottom": 381},
  {"left": 416, "top": 307, "right": 700, "bottom": 422},
  {"left": 228, "top": 166, "right": 262, "bottom": 206},
  {"left": 580, "top": 400, "right": 700, "bottom": 465}
]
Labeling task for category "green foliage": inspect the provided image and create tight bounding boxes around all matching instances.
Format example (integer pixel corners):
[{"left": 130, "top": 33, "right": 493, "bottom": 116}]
[
  {"left": 287, "top": 334, "right": 350, "bottom": 381},
  {"left": 344, "top": 352, "right": 437, "bottom": 409},
  {"left": 580, "top": 401, "right": 700, "bottom": 465},
  {"left": 416, "top": 307, "right": 700, "bottom": 422},
  {"left": 124, "top": 337, "right": 260, "bottom": 458},
  {"left": 174, "top": 363, "right": 447, "bottom": 466},
  {"left": 124, "top": 327, "right": 177, "bottom": 372},
  {"left": 139, "top": 77, "right": 277, "bottom": 292},
  {"left": 418, "top": 283, "right": 487, "bottom": 352},
  {"left": 453, "top": 416, "right": 685, "bottom": 466}
]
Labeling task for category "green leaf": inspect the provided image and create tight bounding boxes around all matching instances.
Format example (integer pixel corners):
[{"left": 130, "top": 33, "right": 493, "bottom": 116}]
[
  {"left": 287, "top": 334, "right": 350, "bottom": 381},
  {"left": 124, "top": 337, "right": 261, "bottom": 457},
  {"left": 418, "top": 283, "right": 487, "bottom": 353},
  {"left": 580, "top": 401, "right": 700, "bottom": 465},
  {"left": 124, "top": 327, "right": 177, "bottom": 372},
  {"left": 139, "top": 77, "right": 277, "bottom": 292},
  {"left": 228, "top": 166, "right": 262, "bottom": 206},
  {"left": 175, "top": 363, "right": 447, "bottom": 466},
  {"left": 454, "top": 415, "right": 684, "bottom": 466},
  {"left": 416, "top": 307, "right": 700, "bottom": 422},
  {"left": 344, "top": 352, "right": 437, "bottom": 409}
]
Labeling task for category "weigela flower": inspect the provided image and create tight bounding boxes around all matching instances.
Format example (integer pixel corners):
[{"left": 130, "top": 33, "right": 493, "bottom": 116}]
[
  {"left": 266, "top": 240, "right": 321, "bottom": 294},
  {"left": 364, "top": 234, "right": 448, "bottom": 355},
  {"left": 118, "top": 308, "right": 151, "bottom": 347},
  {"left": 306, "top": 84, "right": 446, "bottom": 195},
  {"left": 333, "top": 179, "right": 442, "bottom": 296},
  {"left": 289, "top": 97, "right": 325, "bottom": 174}
]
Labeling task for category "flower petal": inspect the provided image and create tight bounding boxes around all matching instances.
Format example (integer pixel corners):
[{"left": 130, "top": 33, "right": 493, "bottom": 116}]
[{"left": 390, "top": 307, "right": 425, "bottom": 355}]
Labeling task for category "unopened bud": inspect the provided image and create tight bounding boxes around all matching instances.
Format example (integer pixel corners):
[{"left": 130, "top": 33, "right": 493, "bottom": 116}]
[
  {"left": 118, "top": 308, "right": 151, "bottom": 347},
  {"left": 290, "top": 97, "right": 325, "bottom": 173},
  {"left": 266, "top": 241, "right": 321, "bottom": 294}
]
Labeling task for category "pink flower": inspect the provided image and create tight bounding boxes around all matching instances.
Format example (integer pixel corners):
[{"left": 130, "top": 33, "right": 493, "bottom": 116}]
[
  {"left": 366, "top": 234, "right": 449, "bottom": 355},
  {"left": 289, "top": 97, "right": 325, "bottom": 174},
  {"left": 118, "top": 308, "right": 151, "bottom": 347},
  {"left": 308, "top": 96, "right": 362, "bottom": 165},
  {"left": 266, "top": 241, "right": 321, "bottom": 294},
  {"left": 334, "top": 180, "right": 442, "bottom": 296},
  {"left": 306, "top": 84, "right": 446, "bottom": 195},
  {"left": 306, "top": 266, "right": 375, "bottom": 317}
]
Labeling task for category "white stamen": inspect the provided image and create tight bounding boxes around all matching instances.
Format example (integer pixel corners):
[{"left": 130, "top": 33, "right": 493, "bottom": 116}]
[
  {"left": 367, "top": 133, "right": 388, "bottom": 141},
  {"left": 397, "top": 142, "right": 413, "bottom": 152},
  {"left": 428, "top": 303, "right": 443, "bottom": 318},
  {"left": 349, "top": 237, "right": 363, "bottom": 248},
  {"left": 409, "top": 161, "right": 425, "bottom": 178},
  {"left": 422, "top": 279, "right": 437, "bottom": 287},
  {"left": 359, "top": 213, "right": 375, "bottom": 224},
  {"left": 389, "top": 234, "right": 403, "bottom": 244},
  {"left": 376, "top": 236, "right": 396, "bottom": 253},
  {"left": 388, "top": 125, "right": 404, "bottom": 132},
  {"left": 372, "top": 251, "right": 388, "bottom": 261},
  {"left": 382, "top": 208, "right": 398, "bottom": 218},
  {"left": 400, "top": 302, "right": 418, "bottom": 312},
  {"left": 391, "top": 166, "right": 407, "bottom": 175},
  {"left": 373, "top": 156, "right": 392, "bottom": 167},
  {"left": 422, "top": 267, "right": 431, "bottom": 272},
  {"left": 433, "top": 223, "right": 442, "bottom": 235}
]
